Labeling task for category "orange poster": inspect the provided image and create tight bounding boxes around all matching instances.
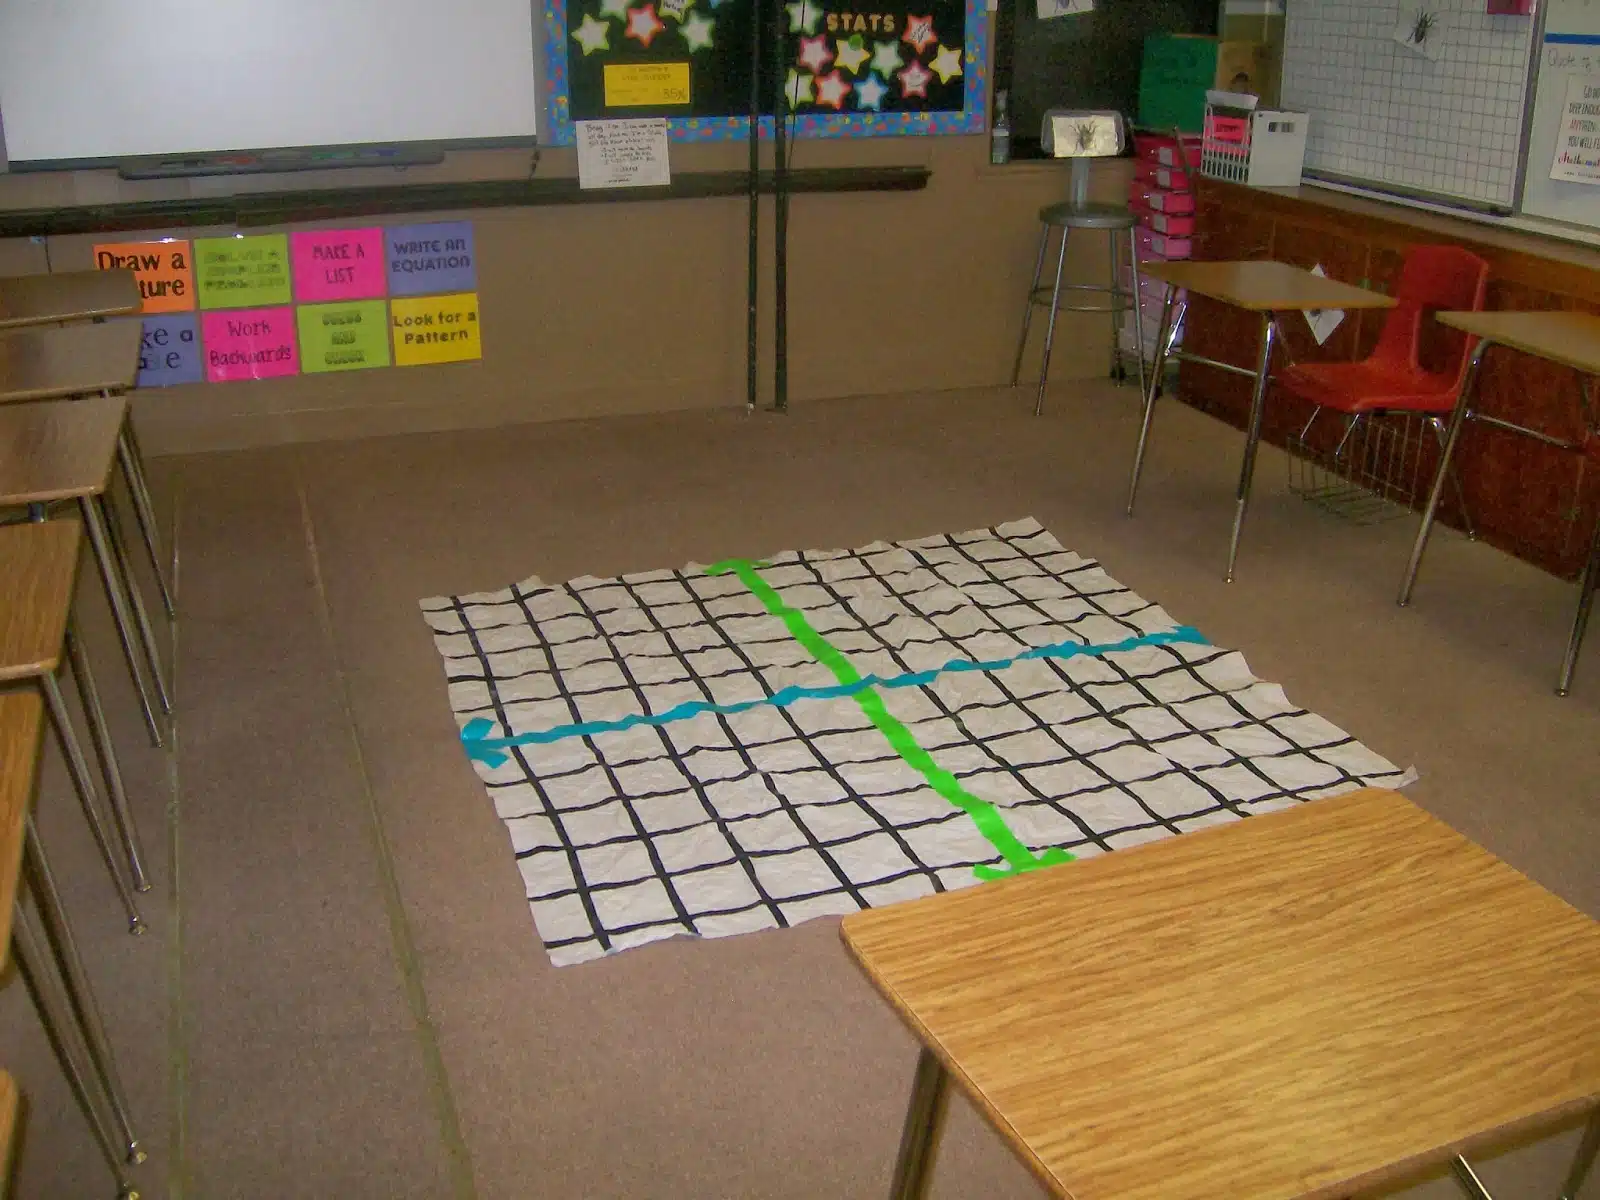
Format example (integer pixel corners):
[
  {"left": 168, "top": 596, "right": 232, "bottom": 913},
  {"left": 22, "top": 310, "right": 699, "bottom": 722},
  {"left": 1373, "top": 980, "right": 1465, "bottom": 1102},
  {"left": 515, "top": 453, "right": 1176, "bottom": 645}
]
[{"left": 92, "top": 240, "right": 195, "bottom": 313}]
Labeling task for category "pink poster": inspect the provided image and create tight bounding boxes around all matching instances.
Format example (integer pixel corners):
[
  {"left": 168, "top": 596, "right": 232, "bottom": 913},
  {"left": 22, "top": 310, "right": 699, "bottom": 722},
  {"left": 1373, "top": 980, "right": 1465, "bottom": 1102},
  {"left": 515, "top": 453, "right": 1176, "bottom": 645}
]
[
  {"left": 202, "top": 307, "right": 299, "bottom": 382},
  {"left": 289, "top": 227, "right": 386, "bottom": 302}
]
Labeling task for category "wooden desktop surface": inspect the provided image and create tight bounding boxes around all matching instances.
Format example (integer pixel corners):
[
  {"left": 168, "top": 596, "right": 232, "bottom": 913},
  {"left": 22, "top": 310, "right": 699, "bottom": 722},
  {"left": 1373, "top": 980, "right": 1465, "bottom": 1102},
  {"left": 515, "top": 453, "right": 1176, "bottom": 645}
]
[
  {"left": 841, "top": 788, "right": 1600, "bottom": 1200},
  {"left": 1438, "top": 310, "right": 1600, "bottom": 379},
  {"left": 0, "top": 322, "right": 141, "bottom": 405},
  {"left": 0, "top": 269, "right": 140, "bottom": 330},
  {"left": 0, "top": 395, "right": 126, "bottom": 506},
  {"left": 0, "top": 692, "right": 46, "bottom": 968},
  {"left": 0, "top": 520, "right": 82, "bottom": 682},
  {"left": 1140, "top": 260, "right": 1397, "bottom": 313}
]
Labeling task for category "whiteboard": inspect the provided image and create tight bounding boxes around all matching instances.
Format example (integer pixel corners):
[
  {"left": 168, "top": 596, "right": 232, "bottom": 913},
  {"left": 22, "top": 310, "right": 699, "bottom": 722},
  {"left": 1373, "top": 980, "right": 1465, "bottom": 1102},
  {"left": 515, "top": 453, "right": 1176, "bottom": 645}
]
[
  {"left": 1281, "top": 0, "right": 1536, "bottom": 210},
  {"left": 1520, "top": 0, "right": 1600, "bottom": 227},
  {"left": 0, "top": 0, "right": 539, "bottom": 166}
]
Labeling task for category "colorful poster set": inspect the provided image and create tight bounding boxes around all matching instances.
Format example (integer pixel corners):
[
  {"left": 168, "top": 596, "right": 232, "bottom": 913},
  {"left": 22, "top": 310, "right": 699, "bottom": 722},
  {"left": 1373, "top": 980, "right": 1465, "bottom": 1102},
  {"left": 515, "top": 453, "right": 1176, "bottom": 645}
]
[
  {"left": 544, "top": 0, "right": 985, "bottom": 143},
  {"left": 92, "top": 223, "right": 481, "bottom": 387}
]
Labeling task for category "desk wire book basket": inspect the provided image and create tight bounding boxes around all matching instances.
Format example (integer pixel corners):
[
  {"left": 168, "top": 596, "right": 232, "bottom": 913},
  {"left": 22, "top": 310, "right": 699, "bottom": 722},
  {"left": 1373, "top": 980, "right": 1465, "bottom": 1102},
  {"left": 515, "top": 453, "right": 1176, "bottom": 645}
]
[{"left": 1287, "top": 408, "right": 1442, "bottom": 525}]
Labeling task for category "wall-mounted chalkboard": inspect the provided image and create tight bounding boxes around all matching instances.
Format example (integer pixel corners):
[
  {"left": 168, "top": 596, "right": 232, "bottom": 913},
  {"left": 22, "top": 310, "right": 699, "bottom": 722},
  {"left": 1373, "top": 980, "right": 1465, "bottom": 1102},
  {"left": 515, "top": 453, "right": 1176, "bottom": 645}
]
[
  {"left": 993, "top": 0, "right": 1216, "bottom": 160},
  {"left": 544, "top": 0, "right": 986, "bottom": 142}
]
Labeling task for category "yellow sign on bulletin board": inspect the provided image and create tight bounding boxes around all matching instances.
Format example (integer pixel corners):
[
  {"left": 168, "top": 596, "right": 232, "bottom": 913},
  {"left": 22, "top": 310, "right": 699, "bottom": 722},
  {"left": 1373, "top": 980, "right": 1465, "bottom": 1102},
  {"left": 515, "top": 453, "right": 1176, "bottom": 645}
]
[
  {"left": 391, "top": 292, "right": 481, "bottom": 366},
  {"left": 603, "top": 62, "right": 690, "bottom": 107}
]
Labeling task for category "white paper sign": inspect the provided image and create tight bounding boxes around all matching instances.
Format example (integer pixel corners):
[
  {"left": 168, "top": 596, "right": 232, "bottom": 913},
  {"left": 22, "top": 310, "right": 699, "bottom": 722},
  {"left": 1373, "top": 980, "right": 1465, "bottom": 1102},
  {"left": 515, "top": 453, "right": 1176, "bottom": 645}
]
[
  {"left": 576, "top": 119, "right": 671, "bottom": 190},
  {"left": 1303, "top": 264, "right": 1345, "bottom": 346},
  {"left": 1036, "top": 0, "right": 1093, "bottom": 18},
  {"left": 1551, "top": 75, "right": 1600, "bottom": 185}
]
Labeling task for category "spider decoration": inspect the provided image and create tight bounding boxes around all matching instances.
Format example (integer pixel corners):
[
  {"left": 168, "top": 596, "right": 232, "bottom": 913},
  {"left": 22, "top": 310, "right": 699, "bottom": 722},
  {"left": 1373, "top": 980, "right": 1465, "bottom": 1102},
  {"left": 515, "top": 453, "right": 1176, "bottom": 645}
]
[
  {"left": 1072, "top": 121, "right": 1098, "bottom": 153},
  {"left": 1409, "top": 9, "right": 1436, "bottom": 47}
]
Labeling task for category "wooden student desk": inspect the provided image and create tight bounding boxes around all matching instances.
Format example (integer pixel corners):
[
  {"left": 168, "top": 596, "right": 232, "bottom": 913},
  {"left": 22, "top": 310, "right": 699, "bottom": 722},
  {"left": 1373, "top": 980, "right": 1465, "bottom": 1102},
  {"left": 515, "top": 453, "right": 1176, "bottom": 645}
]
[
  {"left": 0, "top": 322, "right": 142, "bottom": 405},
  {"left": 1126, "top": 260, "right": 1396, "bottom": 582},
  {"left": 1398, "top": 310, "right": 1600, "bottom": 694},
  {"left": 841, "top": 788, "right": 1600, "bottom": 1200},
  {"left": 0, "top": 269, "right": 140, "bottom": 330}
]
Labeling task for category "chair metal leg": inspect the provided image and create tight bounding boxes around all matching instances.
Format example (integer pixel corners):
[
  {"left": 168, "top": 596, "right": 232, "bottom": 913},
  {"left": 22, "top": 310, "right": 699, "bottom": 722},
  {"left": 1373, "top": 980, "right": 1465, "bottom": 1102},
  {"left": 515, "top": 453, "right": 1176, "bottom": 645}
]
[
  {"left": 93, "top": 494, "right": 171, "bottom": 718},
  {"left": 115, "top": 429, "right": 174, "bottom": 621},
  {"left": 1011, "top": 225, "right": 1051, "bottom": 388},
  {"left": 13, "top": 907, "right": 142, "bottom": 1199},
  {"left": 76, "top": 496, "right": 162, "bottom": 748},
  {"left": 1400, "top": 342, "right": 1488, "bottom": 606},
  {"left": 65, "top": 623, "right": 151, "bottom": 892},
  {"left": 38, "top": 674, "right": 146, "bottom": 935},
  {"left": 24, "top": 818, "right": 145, "bottom": 1165},
  {"left": 1127, "top": 226, "right": 1148, "bottom": 404},
  {"left": 1557, "top": 515, "right": 1600, "bottom": 696},
  {"left": 887, "top": 1047, "right": 950, "bottom": 1200},
  {"left": 1560, "top": 1108, "right": 1600, "bottom": 1200},
  {"left": 1225, "top": 314, "right": 1280, "bottom": 584},
  {"left": 1127, "top": 287, "right": 1181, "bottom": 517},
  {"left": 1033, "top": 226, "right": 1072, "bottom": 417}
]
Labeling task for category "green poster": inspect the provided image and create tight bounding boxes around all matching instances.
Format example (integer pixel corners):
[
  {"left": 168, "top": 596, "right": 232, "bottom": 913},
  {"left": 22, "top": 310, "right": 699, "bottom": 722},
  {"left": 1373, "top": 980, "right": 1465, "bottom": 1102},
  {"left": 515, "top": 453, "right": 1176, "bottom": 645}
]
[
  {"left": 195, "top": 234, "right": 292, "bottom": 309},
  {"left": 296, "top": 300, "right": 392, "bottom": 373}
]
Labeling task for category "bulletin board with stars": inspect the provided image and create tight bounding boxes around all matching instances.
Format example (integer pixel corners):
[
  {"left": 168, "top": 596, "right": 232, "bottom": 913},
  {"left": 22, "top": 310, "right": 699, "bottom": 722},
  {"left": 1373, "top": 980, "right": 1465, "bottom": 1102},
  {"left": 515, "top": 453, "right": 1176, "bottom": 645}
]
[{"left": 544, "top": 0, "right": 984, "bottom": 143}]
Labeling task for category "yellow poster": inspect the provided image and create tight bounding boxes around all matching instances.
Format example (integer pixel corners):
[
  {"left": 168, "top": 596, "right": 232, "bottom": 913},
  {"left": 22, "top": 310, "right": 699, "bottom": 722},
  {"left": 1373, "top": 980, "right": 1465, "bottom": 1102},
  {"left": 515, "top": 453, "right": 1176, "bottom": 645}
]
[
  {"left": 391, "top": 292, "right": 481, "bottom": 366},
  {"left": 603, "top": 62, "right": 691, "bottom": 107}
]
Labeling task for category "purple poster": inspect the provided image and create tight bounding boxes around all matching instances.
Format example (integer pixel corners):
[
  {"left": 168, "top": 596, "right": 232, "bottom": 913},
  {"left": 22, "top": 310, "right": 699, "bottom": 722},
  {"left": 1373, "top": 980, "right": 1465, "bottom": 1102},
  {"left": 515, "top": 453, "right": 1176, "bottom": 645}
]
[
  {"left": 135, "top": 313, "right": 203, "bottom": 387},
  {"left": 385, "top": 222, "right": 476, "bottom": 296}
]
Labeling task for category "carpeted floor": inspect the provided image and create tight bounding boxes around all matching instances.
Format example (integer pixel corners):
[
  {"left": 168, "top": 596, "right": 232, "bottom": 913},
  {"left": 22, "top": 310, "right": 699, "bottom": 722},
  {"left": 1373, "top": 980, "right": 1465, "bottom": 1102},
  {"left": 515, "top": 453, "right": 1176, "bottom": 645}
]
[{"left": 1, "top": 380, "right": 1595, "bottom": 1199}]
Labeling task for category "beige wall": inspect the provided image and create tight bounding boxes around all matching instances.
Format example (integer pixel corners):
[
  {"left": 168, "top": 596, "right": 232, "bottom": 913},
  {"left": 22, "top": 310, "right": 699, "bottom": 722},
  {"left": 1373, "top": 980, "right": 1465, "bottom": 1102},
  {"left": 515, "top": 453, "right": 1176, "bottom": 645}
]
[{"left": 0, "top": 137, "right": 1132, "bottom": 454}]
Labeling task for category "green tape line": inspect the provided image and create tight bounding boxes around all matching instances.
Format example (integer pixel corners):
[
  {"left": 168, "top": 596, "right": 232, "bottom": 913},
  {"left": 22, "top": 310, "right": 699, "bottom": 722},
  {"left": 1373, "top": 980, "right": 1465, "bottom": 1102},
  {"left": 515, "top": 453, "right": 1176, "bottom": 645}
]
[{"left": 706, "top": 558, "right": 1072, "bottom": 880}]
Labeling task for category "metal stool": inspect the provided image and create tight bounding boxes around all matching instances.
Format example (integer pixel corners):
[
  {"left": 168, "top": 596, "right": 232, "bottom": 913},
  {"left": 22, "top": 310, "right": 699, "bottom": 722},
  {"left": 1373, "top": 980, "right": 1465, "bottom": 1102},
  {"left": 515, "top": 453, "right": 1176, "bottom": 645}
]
[{"left": 1010, "top": 110, "right": 1146, "bottom": 416}]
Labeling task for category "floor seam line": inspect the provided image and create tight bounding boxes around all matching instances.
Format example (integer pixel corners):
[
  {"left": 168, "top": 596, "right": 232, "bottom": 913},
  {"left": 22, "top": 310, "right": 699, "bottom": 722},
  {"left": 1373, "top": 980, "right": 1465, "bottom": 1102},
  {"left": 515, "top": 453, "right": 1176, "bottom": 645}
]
[{"left": 291, "top": 454, "right": 479, "bottom": 1200}]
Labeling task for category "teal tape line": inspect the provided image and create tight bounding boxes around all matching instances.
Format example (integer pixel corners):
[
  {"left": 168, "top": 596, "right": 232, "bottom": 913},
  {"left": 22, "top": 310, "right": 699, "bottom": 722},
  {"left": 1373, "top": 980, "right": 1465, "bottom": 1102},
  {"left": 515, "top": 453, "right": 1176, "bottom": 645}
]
[{"left": 460, "top": 624, "right": 1208, "bottom": 767}]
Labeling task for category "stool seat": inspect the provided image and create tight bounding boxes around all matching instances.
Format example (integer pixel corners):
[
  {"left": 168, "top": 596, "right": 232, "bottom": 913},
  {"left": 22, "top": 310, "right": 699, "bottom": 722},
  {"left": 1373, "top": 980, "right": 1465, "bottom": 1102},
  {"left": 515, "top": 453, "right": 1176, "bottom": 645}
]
[{"left": 1037, "top": 200, "right": 1137, "bottom": 230}]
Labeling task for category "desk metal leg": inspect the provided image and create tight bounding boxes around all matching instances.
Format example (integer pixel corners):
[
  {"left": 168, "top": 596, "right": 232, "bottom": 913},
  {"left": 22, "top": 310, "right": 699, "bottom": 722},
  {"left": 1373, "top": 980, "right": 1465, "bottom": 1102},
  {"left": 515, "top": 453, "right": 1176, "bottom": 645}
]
[
  {"left": 13, "top": 908, "right": 141, "bottom": 1199},
  {"left": 1127, "top": 288, "right": 1182, "bottom": 517},
  {"left": 1557, "top": 516, "right": 1600, "bottom": 696},
  {"left": 66, "top": 623, "right": 151, "bottom": 892},
  {"left": 1033, "top": 228, "right": 1072, "bottom": 418},
  {"left": 96, "top": 494, "right": 170, "bottom": 717},
  {"left": 1560, "top": 1108, "right": 1600, "bottom": 1200},
  {"left": 116, "top": 428, "right": 174, "bottom": 621},
  {"left": 1224, "top": 314, "right": 1279, "bottom": 584},
  {"left": 887, "top": 1047, "right": 950, "bottom": 1200},
  {"left": 1450, "top": 1155, "right": 1492, "bottom": 1200},
  {"left": 1400, "top": 342, "right": 1489, "bottom": 607},
  {"left": 77, "top": 495, "right": 162, "bottom": 747}
]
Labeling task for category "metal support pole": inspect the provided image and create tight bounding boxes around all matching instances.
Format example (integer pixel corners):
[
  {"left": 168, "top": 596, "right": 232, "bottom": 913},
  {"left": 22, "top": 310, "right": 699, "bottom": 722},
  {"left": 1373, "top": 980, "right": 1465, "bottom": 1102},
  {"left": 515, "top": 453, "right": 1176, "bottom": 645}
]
[
  {"left": 745, "top": 0, "right": 762, "bottom": 414},
  {"left": 771, "top": 0, "right": 789, "bottom": 414}
]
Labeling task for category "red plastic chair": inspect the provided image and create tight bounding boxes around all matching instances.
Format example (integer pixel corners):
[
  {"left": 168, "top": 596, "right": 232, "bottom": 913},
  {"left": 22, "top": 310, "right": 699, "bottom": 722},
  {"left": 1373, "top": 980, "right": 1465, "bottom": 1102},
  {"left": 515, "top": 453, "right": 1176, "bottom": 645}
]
[{"left": 1276, "top": 243, "right": 1490, "bottom": 527}]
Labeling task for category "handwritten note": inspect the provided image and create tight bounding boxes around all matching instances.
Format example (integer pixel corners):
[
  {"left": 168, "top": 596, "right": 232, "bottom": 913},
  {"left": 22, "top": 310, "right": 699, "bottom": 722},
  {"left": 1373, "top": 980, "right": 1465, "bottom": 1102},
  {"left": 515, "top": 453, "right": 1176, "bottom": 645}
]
[
  {"left": 134, "top": 313, "right": 203, "bottom": 387},
  {"left": 577, "top": 119, "right": 671, "bottom": 190},
  {"left": 391, "top": 293, "right": 481, "bottom": 367},
  {"left": 201, "top": 307, "right": 299, "bottom": 382},
  {"left": 603, "top": 62, "right": 691, "bottom": 107},
  {"left": 385, "top": 222, "right": 476, "bottom": 297},
  {"left": 1551, "top": 74, "right": 1600, "bottom": 185},
  {"left": 297, "top": 301, "right": 392, "bottom": 373},
  {"left": 289, "top": 228, "right": 386, "bottom": 303},
  {"left": 1302, "top": 264, "right": 1345, "bottom": 347},
  {"left": 93, "top": 241, "right": 195, "bottom": 313},
  {"left": 195, "top": 235, "right": 292, "bottom": 310}
]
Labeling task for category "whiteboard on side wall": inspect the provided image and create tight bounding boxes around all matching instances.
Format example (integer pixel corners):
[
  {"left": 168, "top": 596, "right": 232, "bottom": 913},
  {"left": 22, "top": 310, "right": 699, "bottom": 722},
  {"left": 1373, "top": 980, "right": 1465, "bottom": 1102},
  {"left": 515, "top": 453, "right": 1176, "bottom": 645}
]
[{"left": 1519, "top": 0, "right": 1600, "bottom": 229}]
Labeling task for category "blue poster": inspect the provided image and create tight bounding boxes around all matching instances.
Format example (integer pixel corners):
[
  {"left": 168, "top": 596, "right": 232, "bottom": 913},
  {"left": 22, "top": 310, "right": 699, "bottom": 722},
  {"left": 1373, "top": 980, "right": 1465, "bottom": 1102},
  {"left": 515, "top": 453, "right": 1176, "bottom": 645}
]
[
  {"left": 135, "top": 313, "right": 203, "bottom": 387},
  {"left": 385, "top": 222, "right": 476, "bottom": 297}
]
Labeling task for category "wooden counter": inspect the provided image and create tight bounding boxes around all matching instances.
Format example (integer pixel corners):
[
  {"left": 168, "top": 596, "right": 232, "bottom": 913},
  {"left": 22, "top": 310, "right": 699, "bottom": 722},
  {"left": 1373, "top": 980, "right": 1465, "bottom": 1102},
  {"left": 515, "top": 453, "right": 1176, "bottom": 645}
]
[{"left": 1181, "top": 179, "right": 1600, "bottom": 579}]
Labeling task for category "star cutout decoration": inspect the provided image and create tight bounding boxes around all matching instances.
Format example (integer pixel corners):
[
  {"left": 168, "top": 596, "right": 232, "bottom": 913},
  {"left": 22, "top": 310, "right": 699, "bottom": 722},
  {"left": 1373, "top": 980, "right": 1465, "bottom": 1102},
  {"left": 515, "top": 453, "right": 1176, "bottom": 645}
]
[
  {"left": 897, "top": 59, "right": 932, "bottom": 98},
  {"left": 835, "top": 34, "right": 870, "bottom": 75},
  {"left": 600, "top": 0, "right": 631, "bottom": 20},
  {"left": 625, "top": 3, "right": 666, "bottom": 45},
  {"left": 571, "top": 11, "right": 612, "bottom": 54},
  {"left": 659, "top": 0, "right": 691, "bottom": 19},
  {"left": 870, "top": 39, "right": 902, "bottom": 77},
  {"left": 901, "top": 14, "right": 937, "bottom": 54},
  {"left": 680, "top": 9, "right": 715, "bottom": 50},
  {"left": 785, "top": 68, "right": 814, "bottom": 108},
  {"left": 854, "top": 72, "right": 888, "bottom": 110},
  {"left": 929, "top": 43, "right": 962, "bottom": 83},
  {"left": 786, "top": 0, "right": 822, "bottom": 33},
  {"left": 797, "top": 34, "right": 834, "bottom": 74},
  {"left": 814, "top": 69, "right": 852, "bottom": 109}
]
